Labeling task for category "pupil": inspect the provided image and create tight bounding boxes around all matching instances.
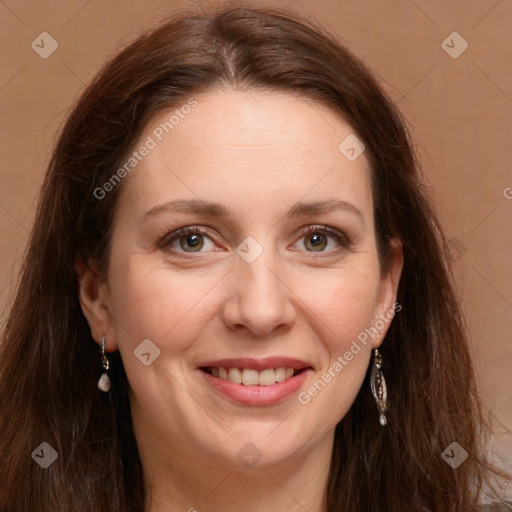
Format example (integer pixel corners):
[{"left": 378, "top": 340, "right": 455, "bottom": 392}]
[
  {"left": 181, "top": 233, "right": 203, "bottom": 251},
  {"left": 310, "top": 234, "right": 322, "bottom": 246},
  {"left": 309, "top": 233, "right": 325, "bottom": 250},
  {"left": 188, "top": 235, "right": 200, "bottom": 247}
]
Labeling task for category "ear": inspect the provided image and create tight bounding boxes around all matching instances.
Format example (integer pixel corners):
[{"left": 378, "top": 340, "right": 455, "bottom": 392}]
[
  {"left": 371, "top": 238, "right": 404, "bottom": 349},
  {"left": 75, "top": 255, "right": 117, "bottom": 351}
]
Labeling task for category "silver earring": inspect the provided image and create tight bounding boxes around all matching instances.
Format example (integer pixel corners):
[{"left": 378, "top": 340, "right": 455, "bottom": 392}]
[
  {"left": 370, "top": 348, "right": 387, "bottom": 426},
  {"left": 97, "top": 335, "right": 111, "bottom": 392}
]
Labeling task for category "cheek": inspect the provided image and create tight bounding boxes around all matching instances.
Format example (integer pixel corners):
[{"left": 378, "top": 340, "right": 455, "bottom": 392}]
[
  {"left": 295, "top": 270, "right": 379, "bottom": 422},
  {"left": 107, "top": 248, "right": 381, "bottom": 361},
  {"left": 304, "top": 266, "right": 380, "bottom": 346},
  {"left": 107, "top": 254, "right": 219, "bottom": 351}
]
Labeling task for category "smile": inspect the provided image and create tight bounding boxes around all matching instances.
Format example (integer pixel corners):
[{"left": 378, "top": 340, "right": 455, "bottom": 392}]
[
  {"left": 201, "top": 366, "right": 303, "bottom": 386},
  {"left": 197, "top": 357, "right": 313, "bottom": 405}
]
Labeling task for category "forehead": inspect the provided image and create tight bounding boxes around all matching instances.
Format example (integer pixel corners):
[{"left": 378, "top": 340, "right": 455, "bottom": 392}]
[
  {"left": 117, "top": 88, "right": 373, "bottom": 222},
  {"left": 144, "top": 88, "right": 365, "bottom": 160}
]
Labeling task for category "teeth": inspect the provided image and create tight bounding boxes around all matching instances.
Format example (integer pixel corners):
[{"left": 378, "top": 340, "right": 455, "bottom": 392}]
[
  {"left": 242, "top": 369, "right": 259, "bottom": 386},
  {"left": 208, "top": 366, "right": 300, "bottom": 386},
  {"left": 258, "top": 369, "right": 275, "bottom": 386},
  {"left": 228, "top": 367, "right": 242, "bottom": 384},
  {"left": 275, "top": 367, "right": 286, "bottom": 382}
]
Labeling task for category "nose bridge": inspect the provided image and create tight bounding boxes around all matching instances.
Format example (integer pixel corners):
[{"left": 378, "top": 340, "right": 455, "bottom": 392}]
[
  {"left": 238, "top": 245, "right": 281, "bottom": 298},
  {"left": 225, "top": 235, "right": 295, "bottom": 336}
]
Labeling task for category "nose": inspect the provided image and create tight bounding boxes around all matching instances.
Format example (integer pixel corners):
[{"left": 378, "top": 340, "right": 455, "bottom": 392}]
[{"left": 221, "top": 246, "right": 296, "bottom": 338}]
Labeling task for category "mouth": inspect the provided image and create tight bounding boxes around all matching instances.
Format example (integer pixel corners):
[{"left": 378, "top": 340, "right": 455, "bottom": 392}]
[
  {"left": 196, "top": 357, "right": 313, "bottom": 405},
  {"left": 199, "top": 366, "right": 309, "bottom": 386}
]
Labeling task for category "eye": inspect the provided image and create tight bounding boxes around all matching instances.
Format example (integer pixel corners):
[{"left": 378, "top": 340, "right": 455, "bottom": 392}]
[
  {"left": 158, "top": 226, "right": 218, "bottom": 254},
  {"left": 158, "top": 224, "right": 352, "bottom": 256},
  {"left": 292, "top": 225, "right": 352, "bottom": 254}
]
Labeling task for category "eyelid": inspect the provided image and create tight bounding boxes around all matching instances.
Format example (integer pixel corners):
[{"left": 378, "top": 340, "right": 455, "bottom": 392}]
[
  {"left": 158, "top": 224, "right": 352, "bottom": 255},
  {"left": 156, "top": 225, "right": 219, "bottom": 251},
  {"left": 298, "top": 224, "right": 352, "bottom": 249}
]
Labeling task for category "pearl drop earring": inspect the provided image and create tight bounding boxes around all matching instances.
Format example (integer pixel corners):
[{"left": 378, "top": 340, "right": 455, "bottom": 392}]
[{"left": 97, "top": 335, "right": 111, "bottom": 392}]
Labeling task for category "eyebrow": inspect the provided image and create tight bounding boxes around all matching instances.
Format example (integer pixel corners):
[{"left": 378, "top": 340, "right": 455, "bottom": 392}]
[{"left": 141, "top": 198, "right": 364, "bottom": 225}]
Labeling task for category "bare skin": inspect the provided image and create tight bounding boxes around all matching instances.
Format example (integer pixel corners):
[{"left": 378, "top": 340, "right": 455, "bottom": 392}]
[{"left": 77, "top": 88, "right": 403, "bottom": 512}]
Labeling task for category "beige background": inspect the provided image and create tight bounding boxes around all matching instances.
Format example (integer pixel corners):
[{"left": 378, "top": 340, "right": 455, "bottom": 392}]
[{"left": 0, "top": 0, "right": 511, "bottom": 488}]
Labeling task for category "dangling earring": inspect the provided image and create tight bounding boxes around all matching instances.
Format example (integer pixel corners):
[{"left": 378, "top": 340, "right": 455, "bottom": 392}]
[
  {"left": 370, "top": 348, "right": 387, "bottom": 426},
  {"left": 97, "top": 335, "right": 111, "bottom": 392}
]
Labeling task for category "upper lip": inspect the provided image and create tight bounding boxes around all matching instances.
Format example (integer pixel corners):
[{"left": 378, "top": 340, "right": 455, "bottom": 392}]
[{"left": 196, "top": 357, "right": 312, "bottom": 371}]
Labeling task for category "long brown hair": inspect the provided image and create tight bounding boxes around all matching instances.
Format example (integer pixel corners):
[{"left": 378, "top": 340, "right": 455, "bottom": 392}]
[{"left": 0, "top": 2, "right": 508, "bottom": 510}]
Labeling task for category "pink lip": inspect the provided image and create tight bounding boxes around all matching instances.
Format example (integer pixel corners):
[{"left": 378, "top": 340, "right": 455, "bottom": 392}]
[
  {"left": 196, "top": 357, "right": 311, "bottom": 371},
  {"left": 198, "top": 366, "right": 313, "bottom": 406}
]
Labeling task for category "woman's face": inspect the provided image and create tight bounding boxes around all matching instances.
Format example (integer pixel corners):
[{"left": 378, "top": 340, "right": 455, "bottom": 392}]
[{"left": 80, "top": 88, "right": 402, "bottom": 473}]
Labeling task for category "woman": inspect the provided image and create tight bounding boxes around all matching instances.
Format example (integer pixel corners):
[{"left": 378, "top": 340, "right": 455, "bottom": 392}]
[{"left": 0, "top": 2, "right": 508, "bottom": 511}]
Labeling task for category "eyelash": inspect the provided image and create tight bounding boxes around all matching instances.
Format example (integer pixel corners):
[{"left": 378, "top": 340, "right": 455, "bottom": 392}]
[{"left": 157, "top": 224, "right": 352, "bottom": 256}]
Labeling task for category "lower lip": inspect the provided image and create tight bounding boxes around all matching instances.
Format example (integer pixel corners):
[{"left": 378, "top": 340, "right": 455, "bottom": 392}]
[{"left": 199, "top": 368, "right": 312, "bottom": 406}]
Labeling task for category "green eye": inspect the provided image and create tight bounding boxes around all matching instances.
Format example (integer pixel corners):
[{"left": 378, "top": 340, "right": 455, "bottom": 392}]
[
  {"left": 299, "top": 225, "right": 352, "bottom": 253},
  {"left": 158, "top": 224, "right": 352, "bottom": 256}
]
